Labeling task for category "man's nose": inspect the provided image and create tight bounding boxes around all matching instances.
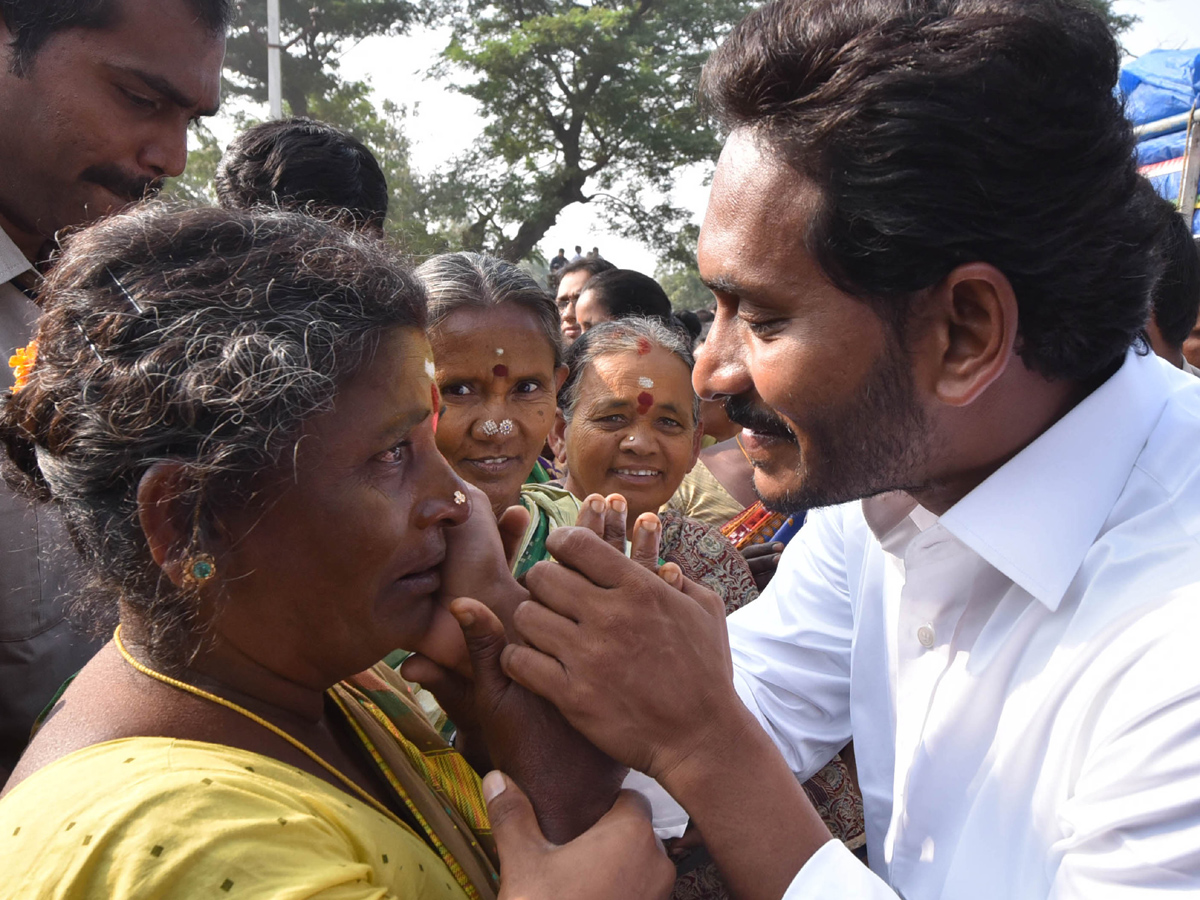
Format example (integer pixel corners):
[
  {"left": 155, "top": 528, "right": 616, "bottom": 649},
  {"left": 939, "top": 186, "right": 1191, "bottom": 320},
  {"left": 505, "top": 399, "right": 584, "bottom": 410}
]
[
  {"left": 139, "top": 119, "right": 190, "bottom": 178},
  {"left": 694, "top": 310, "right": 750, "bottom": 401}
]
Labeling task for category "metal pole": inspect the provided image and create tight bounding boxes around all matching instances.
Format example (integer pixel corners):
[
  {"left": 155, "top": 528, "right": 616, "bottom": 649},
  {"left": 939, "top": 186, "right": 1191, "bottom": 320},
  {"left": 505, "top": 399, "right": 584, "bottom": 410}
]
[
  {"left": 267, "top": 0, "right": 282, "bottom": 118},
  {"left": 1179, "top": 104, "right": 1200, "bottom": 232}
]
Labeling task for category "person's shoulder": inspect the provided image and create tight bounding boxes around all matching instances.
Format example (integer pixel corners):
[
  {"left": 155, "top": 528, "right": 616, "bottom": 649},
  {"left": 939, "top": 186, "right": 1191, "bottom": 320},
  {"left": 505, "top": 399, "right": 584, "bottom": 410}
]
[{"left": 0, "top": 738, "right": 434, "bottom": 900}]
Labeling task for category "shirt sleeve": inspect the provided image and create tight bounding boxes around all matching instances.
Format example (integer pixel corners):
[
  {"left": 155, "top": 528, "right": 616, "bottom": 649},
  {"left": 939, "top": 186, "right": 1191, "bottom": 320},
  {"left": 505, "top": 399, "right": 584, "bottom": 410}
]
[
  {"left": 783, "top": 839, "right": 899, "bottom": 898},
  {"left": 1047, "top": 610, "right": 1200, "bottom": 896},
  {"left": 727, "top": 503, "right": 856, "bottom": 781}
]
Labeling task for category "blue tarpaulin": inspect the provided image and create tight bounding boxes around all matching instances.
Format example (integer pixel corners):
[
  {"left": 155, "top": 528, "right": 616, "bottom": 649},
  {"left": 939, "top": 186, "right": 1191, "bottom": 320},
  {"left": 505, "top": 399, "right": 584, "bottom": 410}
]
[{"left": 1120, "top": 49, "right": 1200, "bottom": 235}]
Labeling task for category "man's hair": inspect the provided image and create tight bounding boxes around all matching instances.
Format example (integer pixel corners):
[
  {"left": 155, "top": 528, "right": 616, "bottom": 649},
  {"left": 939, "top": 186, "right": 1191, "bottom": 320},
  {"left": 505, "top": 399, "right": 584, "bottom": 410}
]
[
  {"left": 580, "top": 269, "right": 673, "bottom": 322},
  {"left": 553, "top": 255, "right": 616, "bottom": 290},
  {"left": 701, "top": 0, "right": 1163, "bottom": 382},
  {"left": 1, "top": 0, "right": 233, "bottom": 75},
  {"left": 1149, "top": 208, "right": 1200, "bottom": 351},
  {"left": 215, "top": 118, "right": 389, "bottom": 234}
]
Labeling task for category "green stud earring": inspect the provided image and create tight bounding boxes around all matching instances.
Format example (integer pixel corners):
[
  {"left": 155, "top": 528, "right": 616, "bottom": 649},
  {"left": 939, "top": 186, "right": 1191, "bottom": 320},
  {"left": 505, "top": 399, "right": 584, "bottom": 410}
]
[{"left": 183, "top": 553, "right": 216, "bottom": 588}]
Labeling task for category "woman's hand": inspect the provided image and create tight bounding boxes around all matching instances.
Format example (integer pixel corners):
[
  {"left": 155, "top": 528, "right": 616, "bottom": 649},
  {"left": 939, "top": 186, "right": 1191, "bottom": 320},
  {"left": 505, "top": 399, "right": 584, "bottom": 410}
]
[
  {"left": 488, "top": 772, "right": 675, "bottom": 900},
  {"left": 574, "top": 493, "right": 662, "bottom": 569}
]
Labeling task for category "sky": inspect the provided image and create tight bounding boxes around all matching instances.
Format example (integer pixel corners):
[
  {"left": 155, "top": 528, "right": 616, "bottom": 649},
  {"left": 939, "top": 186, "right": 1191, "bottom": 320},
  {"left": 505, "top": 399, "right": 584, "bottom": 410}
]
[{"left": 287, "top": 0, "right": 1200, "bottom": 273}]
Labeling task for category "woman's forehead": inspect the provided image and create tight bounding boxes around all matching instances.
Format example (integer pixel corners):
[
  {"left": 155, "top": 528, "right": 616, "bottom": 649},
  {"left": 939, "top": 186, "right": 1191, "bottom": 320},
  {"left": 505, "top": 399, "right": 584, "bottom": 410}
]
[{"left": 585, "top": 347, "right": 693, "bottom": 396}]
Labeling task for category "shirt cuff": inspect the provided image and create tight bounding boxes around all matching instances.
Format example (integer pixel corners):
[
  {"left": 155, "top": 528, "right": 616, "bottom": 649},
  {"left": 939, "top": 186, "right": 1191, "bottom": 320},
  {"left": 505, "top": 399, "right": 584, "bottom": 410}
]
[{"left": 783, "top": 839, "right": 896, "bottom": 899}]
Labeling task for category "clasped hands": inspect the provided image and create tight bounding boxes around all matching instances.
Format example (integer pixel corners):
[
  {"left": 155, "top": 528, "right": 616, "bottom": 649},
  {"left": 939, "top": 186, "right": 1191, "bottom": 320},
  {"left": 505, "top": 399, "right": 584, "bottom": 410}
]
[{"left": 401, "top": 485, "right": 746, "bottom": 898}]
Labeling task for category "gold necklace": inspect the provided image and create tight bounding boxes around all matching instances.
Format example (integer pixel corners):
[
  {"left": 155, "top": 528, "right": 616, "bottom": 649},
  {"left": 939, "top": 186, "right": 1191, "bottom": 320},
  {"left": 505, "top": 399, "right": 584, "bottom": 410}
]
[
  {"left": 735, "top": 433, "right": 754, "bottom": 466},
  {"left": 112, "top": 624, "right": 404, "bottom": 827}
]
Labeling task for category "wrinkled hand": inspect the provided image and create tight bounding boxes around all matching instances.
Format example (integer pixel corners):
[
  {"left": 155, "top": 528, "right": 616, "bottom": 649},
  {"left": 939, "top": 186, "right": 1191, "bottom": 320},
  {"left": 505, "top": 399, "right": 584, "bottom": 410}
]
[
  {"left": 406, "top": 484, "right": 528, "bottom": 682},
  {"left": 508, "top": 526, "right": 738, "bottom": 783},
  {"left": 741, "top": 542, "right": 783, "bottom": 591},
  {"left": 488, "top": 772, "right": 675, "bottom": 900},
  {"left": 442, "top": 593, "right": 628, "bottom": 844},
  {"left": 574, "top": 493, "right": 661, "bottom": 566}
]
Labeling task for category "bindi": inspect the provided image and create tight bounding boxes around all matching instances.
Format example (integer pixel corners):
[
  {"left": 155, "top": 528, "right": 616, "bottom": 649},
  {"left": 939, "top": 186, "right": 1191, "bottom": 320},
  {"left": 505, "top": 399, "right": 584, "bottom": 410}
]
[
  {"left": 637, "top": 391, "right": 654, "bottom": 415},
  {"left": 493, "top": 364, "right": 509, "bottom": 378}
]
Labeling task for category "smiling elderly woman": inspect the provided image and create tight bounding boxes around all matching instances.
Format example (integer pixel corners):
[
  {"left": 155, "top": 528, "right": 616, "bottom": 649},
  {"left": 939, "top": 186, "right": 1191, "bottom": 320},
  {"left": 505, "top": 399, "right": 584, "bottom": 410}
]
[{"left": 0, "top": 207, "right": 670, "bottom": 900}]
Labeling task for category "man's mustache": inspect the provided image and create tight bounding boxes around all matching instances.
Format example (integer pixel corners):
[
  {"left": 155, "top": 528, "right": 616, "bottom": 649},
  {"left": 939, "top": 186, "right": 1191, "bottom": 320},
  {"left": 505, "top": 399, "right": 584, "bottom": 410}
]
[
  {"left": 724, "top": 394, "right": 796, "bottom": 442},
  {"left": 81, "top": 165, "right": 163, "bottom": 203}
]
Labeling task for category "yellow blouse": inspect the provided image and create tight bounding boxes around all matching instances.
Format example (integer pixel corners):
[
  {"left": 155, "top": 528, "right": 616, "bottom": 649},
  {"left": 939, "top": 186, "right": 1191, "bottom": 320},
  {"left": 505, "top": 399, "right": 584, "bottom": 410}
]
[{"left": 0, "top": 737, "right": 471, "bottom": 900}]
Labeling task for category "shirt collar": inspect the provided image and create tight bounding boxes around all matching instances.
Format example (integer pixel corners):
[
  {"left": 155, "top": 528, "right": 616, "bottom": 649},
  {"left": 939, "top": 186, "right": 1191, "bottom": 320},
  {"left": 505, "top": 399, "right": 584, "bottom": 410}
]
[
  {"left": 0, "top": 227, "right": 33, "bottom": 285},
  {"left": 935, "top": 347, "right": 1170, "bottom": 611}
]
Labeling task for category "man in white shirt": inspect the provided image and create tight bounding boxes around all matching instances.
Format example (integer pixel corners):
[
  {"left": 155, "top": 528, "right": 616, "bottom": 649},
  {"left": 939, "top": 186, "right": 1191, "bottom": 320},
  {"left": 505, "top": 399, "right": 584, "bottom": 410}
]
[
  {"left": 496, "top": 0, "right": 1200, "bottom": 897},
  {"left": 0, "top": 0, "right": 227, "bottom": 778}
]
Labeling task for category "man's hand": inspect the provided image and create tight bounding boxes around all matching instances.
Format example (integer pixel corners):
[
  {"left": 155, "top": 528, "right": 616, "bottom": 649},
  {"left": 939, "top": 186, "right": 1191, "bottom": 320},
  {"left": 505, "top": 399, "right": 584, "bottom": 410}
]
[
  {"left": 488, "top": 772, "right": 675, "bottom": 900},
  {"left": 444, "top": 593, "right": 628, "bottom": 844},
  {"left": 506, "top": 526, "right": 740, "bottom": 783},
  {"left": 742, "top": 541, "right": 784, "bottom": 591}
]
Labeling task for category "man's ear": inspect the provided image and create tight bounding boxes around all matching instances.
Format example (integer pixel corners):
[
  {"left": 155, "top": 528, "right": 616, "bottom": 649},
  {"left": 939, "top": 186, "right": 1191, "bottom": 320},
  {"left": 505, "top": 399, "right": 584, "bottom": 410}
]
[
  {"left": 137, "top": 462, "right": 200, "bottom": 588},
  {"left": 915, "top": 262, "right": 1019, "bottom": 407},
  {"left": 548, "top": 407, "right": 568, "bottom": 463}
]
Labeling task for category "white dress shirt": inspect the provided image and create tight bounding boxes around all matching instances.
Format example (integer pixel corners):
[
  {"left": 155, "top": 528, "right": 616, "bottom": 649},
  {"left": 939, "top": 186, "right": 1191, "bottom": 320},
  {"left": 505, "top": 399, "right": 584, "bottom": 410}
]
[{"left": 727, "top": 347, "right": 1200, "bottom": 898}]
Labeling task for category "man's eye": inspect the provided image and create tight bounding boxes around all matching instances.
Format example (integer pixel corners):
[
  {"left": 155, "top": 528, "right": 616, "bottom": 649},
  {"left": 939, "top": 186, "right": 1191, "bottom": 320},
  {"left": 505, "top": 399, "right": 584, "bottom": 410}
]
[
  {"left": 742, "top": 316, "right": 785, "bottom": 336},
  {"left": 119, "top": 87, "right": 157, "bottom": 110}
]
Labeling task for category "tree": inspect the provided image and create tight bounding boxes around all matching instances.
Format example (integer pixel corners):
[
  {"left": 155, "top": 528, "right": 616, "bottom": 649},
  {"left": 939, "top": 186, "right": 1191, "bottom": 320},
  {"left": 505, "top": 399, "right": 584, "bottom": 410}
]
[
  {"left": 222, "top": 0, "right": 418, "bottom": 117},
  {"left": 428, "top": 0, "right": 755, "bottom": 262}
]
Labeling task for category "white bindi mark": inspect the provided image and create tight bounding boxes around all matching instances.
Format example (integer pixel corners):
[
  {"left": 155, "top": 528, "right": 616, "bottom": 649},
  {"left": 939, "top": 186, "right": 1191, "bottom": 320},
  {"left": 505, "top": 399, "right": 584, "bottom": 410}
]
[
  {"left": 637, "top": 376, "right": 655, "bottom": 389},
  {"left": 424, "top": 359, "right": 436, "bottom": 379},
  {"left": 495, "top": 348, "right": 505, "bottom": 356}
]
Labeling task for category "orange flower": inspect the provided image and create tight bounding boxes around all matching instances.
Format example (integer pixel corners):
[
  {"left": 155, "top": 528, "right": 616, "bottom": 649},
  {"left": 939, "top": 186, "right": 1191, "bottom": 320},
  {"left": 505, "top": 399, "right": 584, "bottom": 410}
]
[{"left": 8, "top": 339, "right": 37, "bottom": 392}]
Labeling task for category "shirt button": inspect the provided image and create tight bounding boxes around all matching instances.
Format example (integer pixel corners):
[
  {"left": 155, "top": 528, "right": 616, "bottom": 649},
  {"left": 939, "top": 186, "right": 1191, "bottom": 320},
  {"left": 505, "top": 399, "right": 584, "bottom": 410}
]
[{"left": 917, "top": 623, "right": 936, "bottom": 648}]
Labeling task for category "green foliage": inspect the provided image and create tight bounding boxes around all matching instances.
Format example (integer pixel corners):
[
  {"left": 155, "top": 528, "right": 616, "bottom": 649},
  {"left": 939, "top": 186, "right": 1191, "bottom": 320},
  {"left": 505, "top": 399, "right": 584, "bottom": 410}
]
[
  {"left": 653, "top": 224, "right": 711, "bottom": 311},
  {"left": 429, "top": 0, "right": 756, "bottom": 262},
  {"left": 223, "top": 0, "right": 418, "bottom": 117},
  {"left": 1080, "top": 0, "right": 1137, "bottom": 37},
  {"left": 162, "top": 121, "right": 224, "bottom": 206}
]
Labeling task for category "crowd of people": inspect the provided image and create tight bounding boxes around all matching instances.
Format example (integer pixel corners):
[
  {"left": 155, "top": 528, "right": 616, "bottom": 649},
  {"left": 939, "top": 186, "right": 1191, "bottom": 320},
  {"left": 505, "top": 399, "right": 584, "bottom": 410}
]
[{"left": 1, "top": 0, "right": 1200, "bottom": 898}]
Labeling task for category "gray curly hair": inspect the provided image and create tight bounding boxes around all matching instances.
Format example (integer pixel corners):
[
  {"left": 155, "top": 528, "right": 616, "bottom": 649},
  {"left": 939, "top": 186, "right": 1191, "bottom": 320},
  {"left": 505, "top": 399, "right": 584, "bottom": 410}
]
[
  {"left": 0, "top": 204, "right": 426, "bottom": 667},
  {"left": 559, "top": 317, "right": 700, "bottom": 423},
  {"left": 417, "top": 251, "right": 564, "bottom": 368}
]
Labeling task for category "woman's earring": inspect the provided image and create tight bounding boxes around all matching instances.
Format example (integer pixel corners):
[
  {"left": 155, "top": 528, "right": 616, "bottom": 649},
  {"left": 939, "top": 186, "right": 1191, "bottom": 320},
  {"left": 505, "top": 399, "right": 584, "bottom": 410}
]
[
  {"left": 182, "top": 553, "right": 217, "bottom": 587},
  {"left": 181, "top": 504, "right": 216, "bottom": 588}
]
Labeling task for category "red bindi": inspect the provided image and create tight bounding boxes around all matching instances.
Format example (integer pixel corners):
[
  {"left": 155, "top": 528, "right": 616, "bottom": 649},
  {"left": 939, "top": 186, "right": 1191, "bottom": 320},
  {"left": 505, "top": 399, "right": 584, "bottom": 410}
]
[
  {"left": 637, "top": 391, "right": 654, "bottom": 414},
  {"left": 493, "top": 364, "right": 509, "bottom": 378},
  {"left": 636, "top": 337, "right": 651, "bottom": 355},
  {"left": 431, "top": 383, "right": 441, "bottom": 432}
]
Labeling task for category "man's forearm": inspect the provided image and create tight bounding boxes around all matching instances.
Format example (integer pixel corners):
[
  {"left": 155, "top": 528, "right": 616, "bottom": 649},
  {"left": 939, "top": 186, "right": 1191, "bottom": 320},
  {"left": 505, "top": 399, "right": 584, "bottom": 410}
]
[{"left": 660, "top": 704, "right": 832, "bottom": 900}]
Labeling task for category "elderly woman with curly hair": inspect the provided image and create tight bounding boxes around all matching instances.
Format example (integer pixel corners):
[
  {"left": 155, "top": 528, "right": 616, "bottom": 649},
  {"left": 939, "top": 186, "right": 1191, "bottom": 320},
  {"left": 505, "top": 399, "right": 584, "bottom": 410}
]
[{"left": 0, "top": 206, "right": 672, "bottom": 900}]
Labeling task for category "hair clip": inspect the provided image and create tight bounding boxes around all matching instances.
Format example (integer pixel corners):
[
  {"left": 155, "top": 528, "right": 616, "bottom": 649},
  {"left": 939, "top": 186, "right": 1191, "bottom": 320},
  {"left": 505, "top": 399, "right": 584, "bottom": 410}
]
[{"left": 106, "top": 266, "right": 143, "bottom": 313}]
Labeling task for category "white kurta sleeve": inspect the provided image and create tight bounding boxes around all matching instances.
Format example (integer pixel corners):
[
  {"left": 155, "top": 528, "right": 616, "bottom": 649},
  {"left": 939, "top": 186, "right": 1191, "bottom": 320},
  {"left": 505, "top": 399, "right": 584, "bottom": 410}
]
[{"left": 727, "top": 504, "right": 857, "bottom": 781}]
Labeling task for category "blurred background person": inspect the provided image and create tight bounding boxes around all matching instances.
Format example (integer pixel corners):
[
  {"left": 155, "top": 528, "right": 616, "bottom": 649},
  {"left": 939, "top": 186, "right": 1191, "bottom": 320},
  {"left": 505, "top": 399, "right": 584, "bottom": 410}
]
[
  {"left": 215, "top": 117, "right": 389, "bottom": 234},
  {"left": 555, "top": 256, "right": 616, "bottom": 346},
  {"left": 574, "top": 269, "right": 673, "bottom": 333}
]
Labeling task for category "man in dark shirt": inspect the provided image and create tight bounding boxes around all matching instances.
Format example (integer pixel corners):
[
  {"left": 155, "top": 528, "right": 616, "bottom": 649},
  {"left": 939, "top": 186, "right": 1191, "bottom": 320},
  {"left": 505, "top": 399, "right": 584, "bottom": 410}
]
[{"left": 0, "top": 0, "right": 229, "bottom": 779}]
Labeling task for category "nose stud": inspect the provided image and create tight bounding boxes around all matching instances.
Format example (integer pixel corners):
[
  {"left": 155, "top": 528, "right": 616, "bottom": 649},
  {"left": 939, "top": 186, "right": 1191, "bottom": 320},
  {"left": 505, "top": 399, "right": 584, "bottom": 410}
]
[
  {"left": 481, "top": 419, "right": 515, "bottom": 436},
  {"left": 453, "top": 490, "right": 467, "bottom": 505}
]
